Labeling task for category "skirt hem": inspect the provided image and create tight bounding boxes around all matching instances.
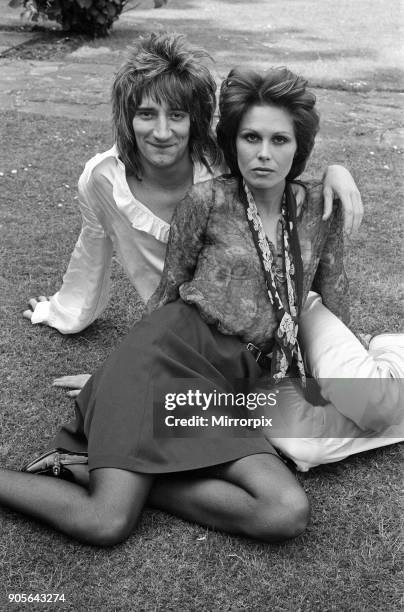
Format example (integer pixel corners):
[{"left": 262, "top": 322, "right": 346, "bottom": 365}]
[{"left": 88, "top": 446, "right": 277, "bottom": 474}]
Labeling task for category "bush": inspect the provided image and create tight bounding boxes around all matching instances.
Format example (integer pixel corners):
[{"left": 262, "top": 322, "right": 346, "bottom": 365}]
[{"left": 9, "top": 0, "right": 129, "bottom": 37}]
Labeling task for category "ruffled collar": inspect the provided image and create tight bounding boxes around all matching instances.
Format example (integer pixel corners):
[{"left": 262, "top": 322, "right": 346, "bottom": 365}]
[{"left": 107, "top": 145, "right": 215, "bottom": 244}]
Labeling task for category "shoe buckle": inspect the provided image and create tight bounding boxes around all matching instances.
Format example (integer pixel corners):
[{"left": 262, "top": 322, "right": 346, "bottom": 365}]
[{"left": 246, "top": 342, "right": 262, "bottom": 363}]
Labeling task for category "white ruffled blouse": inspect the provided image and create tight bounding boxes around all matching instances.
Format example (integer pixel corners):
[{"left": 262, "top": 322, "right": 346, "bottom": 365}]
[{"left": 31, "top": 146, "right": 218, "bottom": 333}]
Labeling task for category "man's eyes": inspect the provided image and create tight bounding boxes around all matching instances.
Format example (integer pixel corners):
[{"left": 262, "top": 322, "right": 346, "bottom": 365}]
[
  {"left": 170, "top": 111, "right": 188, "bottom": 120},
  {"left": 137, "top": 111, "right": 154, "bottom": 119},
  {"left": 136, "top": 110, "right": 187, "bottom": 120}
]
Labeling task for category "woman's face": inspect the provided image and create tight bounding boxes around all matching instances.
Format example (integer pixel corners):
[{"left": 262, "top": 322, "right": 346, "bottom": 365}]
[
  {"left": 236, "top": 104, "right": 297, "bottom": 194},
  {"left": 132, "top": 95, "right": 191, "bottom": 170}
]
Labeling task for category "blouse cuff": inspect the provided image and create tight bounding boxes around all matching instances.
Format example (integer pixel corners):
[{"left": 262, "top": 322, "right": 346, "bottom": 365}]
[
  {"left": 30, "top": 299, "right": 51, "bottom": 325},
  {"left": 30, "top": 294, "right": 90, "bottom": 334}
]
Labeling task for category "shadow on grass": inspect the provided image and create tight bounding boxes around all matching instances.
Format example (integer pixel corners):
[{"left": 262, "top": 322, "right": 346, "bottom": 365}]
[
  {"left": 146, "top": 0, "right": 268, "bottom": 6},
  {"left": 5, "top": 8, "right": 402, "bottom": 93},
  {"left": 113, "top": 19, "right": 375, "bottom": 78}
]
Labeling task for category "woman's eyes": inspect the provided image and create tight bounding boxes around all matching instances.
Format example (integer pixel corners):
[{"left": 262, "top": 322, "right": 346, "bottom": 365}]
[
  {"left": 243, "top": 133, "right": 289, "bottom": 144},
  {"left": 272, "top": 135, "right": 289, "bottom": 144},
  {"left": 244, "top": 133, "right": 259, "bottom": 143}
]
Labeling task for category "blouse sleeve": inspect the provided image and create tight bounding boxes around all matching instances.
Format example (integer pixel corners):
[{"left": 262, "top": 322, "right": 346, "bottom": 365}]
[
  {"left": 30, "top": 168, "right": 114, "bottom": 334},
  {"left": 146, "top": 181, "right": 213, "bottom": 313},
  {"left": 311, "top": 202, "right": 351, "bottom": 325}
]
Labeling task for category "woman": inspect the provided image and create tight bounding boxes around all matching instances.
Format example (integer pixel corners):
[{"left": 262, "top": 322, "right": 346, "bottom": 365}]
[
  {"left": 23, "top": 32, "right": 362, "bottom": 334},
  {"left": 3, "top": 66, "right": 399, "bottom": 546},
  {"left": 213, "top": 69, "right": 404, "bottom": 470}
]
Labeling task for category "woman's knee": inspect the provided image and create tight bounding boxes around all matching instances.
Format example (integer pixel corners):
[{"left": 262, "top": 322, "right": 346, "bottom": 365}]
[
  {"left": 274, "top": 485, "right": 310, "bottom": 540},
  {"left": 82, "top": 505, "right": 138, "bottom": 547},
  {"left": 224, "top": 454, "right": 310, "bottom": 542},
  {"left": 250, "top": 484, "right": 310, "bottom": 543},
  {"left": 82, "top": 468, "right": 151, "bottom": 546}
]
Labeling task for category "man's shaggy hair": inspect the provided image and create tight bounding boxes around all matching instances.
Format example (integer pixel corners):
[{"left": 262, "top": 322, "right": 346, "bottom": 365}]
[{"left": 112, "top": 32, "right": 221, "bottom": 177}]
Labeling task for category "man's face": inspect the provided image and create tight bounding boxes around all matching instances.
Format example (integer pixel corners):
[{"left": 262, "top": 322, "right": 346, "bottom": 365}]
[{"left": 132, "top": 96, "right": 191, "bottom": 170}]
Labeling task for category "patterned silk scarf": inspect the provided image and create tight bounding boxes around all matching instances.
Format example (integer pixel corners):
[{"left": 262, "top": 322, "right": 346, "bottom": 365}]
[{"left": 243, "top": 180, "right": 306, "bottom": 384}]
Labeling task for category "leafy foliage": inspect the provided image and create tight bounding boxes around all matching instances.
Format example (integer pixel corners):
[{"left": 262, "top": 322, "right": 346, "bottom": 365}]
[{"left": 9, "top": 0, "right": 129, "bottom": 37}]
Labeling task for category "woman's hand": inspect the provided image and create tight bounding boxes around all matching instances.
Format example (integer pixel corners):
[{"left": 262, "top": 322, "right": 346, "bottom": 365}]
[
  {"left": 53, "top": 374, "right": 91, "bottom": 398},
  {"left": 23, "top": 296, "right": 49, "bottom": 320},
  {"left": 322, "top": 165, "right": 364, "bottom": 235}
]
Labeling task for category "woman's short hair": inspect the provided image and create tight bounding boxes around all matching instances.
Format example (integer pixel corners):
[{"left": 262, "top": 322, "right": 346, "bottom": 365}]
[
  {"left": 216, "top": 67, "right": 319, "bottom": 181},
  {"left": 112, "top": 32, "right": 220, "bottom": 176}
]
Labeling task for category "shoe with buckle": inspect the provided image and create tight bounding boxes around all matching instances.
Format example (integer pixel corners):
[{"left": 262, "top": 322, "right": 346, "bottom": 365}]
[{"left": 21, "top": 448, "right": 88, "bottom": 482}]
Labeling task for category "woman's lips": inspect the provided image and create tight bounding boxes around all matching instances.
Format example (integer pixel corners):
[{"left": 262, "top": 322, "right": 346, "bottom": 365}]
[{"left": 252, "top": 167, "right": 275, "bottom": 174}]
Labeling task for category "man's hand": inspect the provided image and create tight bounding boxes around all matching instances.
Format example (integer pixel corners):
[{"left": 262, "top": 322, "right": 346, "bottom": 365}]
[
  {"left": 23, "top": 295, "right": 49, "bottom": 320},
  {"left": 322, "top": 165, "right": 364, "bottom": 235},
  {"left": 53, "top": 374, "right": 91, "bottom": 398}
]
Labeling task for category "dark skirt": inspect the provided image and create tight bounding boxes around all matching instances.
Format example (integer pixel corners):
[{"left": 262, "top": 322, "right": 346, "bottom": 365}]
[{"left": 53, "top": 300, "right": 276, "bottom": 474}]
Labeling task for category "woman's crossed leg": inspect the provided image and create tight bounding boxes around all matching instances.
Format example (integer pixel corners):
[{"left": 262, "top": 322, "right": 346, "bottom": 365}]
[{"left": 0, "top": 453, "right": 309, "bottom": 545}]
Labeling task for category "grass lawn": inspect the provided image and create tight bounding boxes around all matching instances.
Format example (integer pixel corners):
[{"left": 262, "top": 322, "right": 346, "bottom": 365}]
[{"left": 0, "top": 109, "right": 403, "bottom": 611}]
